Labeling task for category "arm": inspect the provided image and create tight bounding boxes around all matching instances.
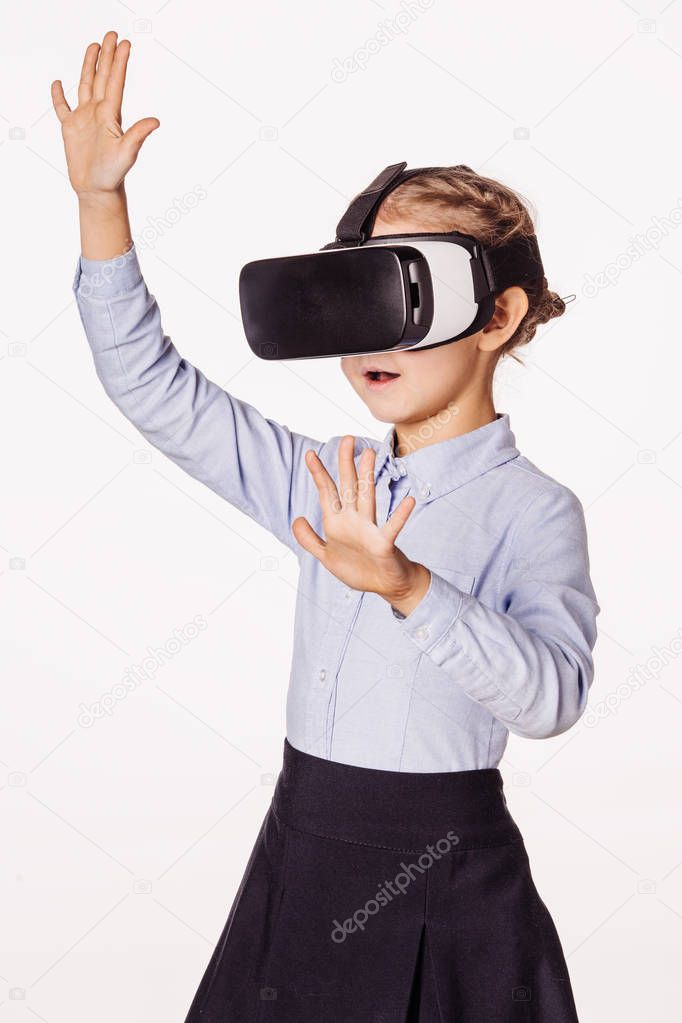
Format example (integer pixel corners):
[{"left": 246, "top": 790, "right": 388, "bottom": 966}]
[
  {"left": 55, "top": 31, "right": 321, "bottom": 552},
  {"left": 72, "top": 243, "right": 322, "bottom": 552},
  {"left": 391, "top": 485, "right": 600, "bottom": 739},
  {"left": 292, "top": 432, "right": 599, "bottom": 739}
]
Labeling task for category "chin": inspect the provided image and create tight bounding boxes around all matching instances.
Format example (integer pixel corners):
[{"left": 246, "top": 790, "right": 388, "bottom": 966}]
[
  {"left": 369, "top": 410, "right": 396, "bottom": 424},
  {"left": 366, "top": 402, "right": 413, "bottom": 425}
]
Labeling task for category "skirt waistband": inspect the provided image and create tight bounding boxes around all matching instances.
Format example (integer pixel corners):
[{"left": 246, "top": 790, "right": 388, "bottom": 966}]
[{"left": 273, "top": 739, "right": 523, "bottom": 853}]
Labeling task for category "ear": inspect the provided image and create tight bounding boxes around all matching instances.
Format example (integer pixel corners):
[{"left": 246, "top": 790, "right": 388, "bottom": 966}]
[{"left": 477, "top": 286, "right": 529, "bottom": 353}]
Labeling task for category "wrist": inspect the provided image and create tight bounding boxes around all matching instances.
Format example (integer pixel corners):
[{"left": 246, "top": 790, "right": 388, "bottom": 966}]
[
  {"left": 78, "top": 187, "right": 133, "bottom": 262},
  {"left": 77, "top": 187, "right": 127, "bottom": 215},
  {"left": 384, "top": 563, "right": 431, "bottom": 617}
]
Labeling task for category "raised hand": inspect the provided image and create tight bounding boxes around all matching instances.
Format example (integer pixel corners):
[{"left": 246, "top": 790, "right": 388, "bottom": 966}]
[
  {"left": 292, "top": 436, "right": 431, "bottom": 615},
  {"left": 51, "top": 30, "right": 159, "bottom": 199}
]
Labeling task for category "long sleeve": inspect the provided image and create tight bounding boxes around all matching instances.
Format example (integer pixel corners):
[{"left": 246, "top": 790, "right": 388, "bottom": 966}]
[
  {"left": 72, "top": 244, "right": 322, "bottom": 554},
  {"left": 392, "top": 483, "right": 600, "bottom": 739}
]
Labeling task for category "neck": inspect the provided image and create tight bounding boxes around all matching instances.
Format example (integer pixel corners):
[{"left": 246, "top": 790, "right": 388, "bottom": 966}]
[{"left": 393, "top": 394, "right": 497, "bottom": 458}]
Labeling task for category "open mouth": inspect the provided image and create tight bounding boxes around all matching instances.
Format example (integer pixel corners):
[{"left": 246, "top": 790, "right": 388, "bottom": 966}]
[{"left": 363, "top": 367, "right": 401, "bottom": 390}]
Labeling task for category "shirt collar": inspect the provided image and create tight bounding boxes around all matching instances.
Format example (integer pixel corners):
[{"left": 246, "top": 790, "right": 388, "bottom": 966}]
[{"left": 372, "top": 412, "right": 519, "bottom": 504}]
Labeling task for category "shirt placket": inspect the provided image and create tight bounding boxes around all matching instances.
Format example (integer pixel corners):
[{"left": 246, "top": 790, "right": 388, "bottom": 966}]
[{"left": 303, "top": 467, "right": 396, "bottom": 759}]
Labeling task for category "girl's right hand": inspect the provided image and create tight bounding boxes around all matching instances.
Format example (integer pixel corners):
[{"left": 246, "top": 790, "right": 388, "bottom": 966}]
[{"left": 51, "top": 30, "right": 159, "bottom": 201}]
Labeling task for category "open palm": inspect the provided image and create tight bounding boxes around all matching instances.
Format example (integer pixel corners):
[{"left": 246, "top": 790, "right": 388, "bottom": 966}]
[
  {"left": 292, "top": 435, "right": 420, "bottom": 601},
  {"left": 51, "top": 30, "right": 159, "bottom": 197}
]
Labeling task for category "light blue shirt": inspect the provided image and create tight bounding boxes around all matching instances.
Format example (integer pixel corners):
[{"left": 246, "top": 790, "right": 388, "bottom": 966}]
[{"left": 72, "top": 244, "right": 600, "bottom": 772}]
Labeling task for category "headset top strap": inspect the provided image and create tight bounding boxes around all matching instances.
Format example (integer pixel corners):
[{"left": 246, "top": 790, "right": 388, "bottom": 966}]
[
  {"left": 333, "top": 161, "right": 409, "bottom": 244},
  {"left": 329, "top": 162, "right": 545, "bottom": 296},
  {"left": 334, "top": 162, "right": 454, "bottom": 244}
]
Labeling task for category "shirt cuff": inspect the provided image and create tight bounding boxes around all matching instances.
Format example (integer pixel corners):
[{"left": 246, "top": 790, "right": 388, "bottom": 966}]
[
  {"left": 72, "top": 243, "right": 143, "bottom": 301},
  {"left": 391, "top": 570, "right": 466, "bottom": 654}
]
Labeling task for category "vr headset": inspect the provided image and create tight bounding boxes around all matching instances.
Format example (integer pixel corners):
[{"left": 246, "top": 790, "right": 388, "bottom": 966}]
[{"left": 239, "top": 161, "right": 546, "bottom": 361}]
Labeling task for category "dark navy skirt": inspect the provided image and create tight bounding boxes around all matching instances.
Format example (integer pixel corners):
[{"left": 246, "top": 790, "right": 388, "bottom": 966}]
[{"left": 183, "top": 739, "right": 579, "bottom": 1022}]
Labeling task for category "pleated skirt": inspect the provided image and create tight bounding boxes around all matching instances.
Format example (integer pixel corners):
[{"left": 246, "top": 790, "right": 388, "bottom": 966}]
[{"left": 183, "top": 739, "right": 579, "bottom": 1022}]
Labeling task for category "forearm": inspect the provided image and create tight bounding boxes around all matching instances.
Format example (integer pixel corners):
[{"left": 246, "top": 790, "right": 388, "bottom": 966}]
[
  {"left": 391, "top": 485, "right": 600, "bottom": 738},
  {"left": 78, "top": 187, "right": 133, "bottom": 260},
  {"left": 395, "top": 572, "right": 596, "bottom": 738},
  {"left": 72, "top": 246, "right": 322, "bottom": 550}
]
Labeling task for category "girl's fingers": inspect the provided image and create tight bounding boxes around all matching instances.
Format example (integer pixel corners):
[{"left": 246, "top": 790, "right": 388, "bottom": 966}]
[
  {"left": 121, "top": 116, "right": 159, "bottom": 159},
  {"left": 338, "top": 435, "right": 358, "bottom": 510},
  {"left": 356, "top": 446, "right": 376, "bottom": 522},
  {"left": 92, "top": 30, "right": 118, "bottom": 101},
  {"left": 78, "top": 42, "right": 100, "bottom": 105},
  {"left": 304, "top": 450, "right": 342, "bottom": 515},
  {"left": 51, "top": 81, "right": 71, "bottom": 124},
  {"left": 383, "top": 495, "right": 416, "bottom": 545},
  {"left": 105, "top": 38, "right": 131, "bottom": 117},
  {"left": 291, "top": 516, "right": 327, "bottom": 560}
]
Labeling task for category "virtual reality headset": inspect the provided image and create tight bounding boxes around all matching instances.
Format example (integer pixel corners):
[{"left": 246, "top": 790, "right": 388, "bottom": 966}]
[{"left": 239, "top": 161, "right": 546, "bottom": 361}]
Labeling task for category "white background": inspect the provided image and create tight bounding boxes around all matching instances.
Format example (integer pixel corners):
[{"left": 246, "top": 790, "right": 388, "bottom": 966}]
[{"left": 2, "top": 1, "right": 682, "bottom": 1020}]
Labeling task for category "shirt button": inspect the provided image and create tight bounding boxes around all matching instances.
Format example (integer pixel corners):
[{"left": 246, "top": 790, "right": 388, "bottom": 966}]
[
  {"left": 343, "top": 588, "right": 352, "bottom": 600},
  {"left": 419, "top": 483, "right": 431, "bottom": 498},
  {"left": 414, "top": 625, "right": 430, "bottom": 642},
  {"left": 318, "top": 668, "right": 327, "bottom": 682}
]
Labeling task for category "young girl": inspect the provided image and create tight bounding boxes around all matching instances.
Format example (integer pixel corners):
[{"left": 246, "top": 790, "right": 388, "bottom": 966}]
[{"left": 53, "top": 30, "right": 600, "bottom": 1023}]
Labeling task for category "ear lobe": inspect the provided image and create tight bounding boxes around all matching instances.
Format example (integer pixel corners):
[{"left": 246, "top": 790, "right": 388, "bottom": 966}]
[
  {"left": 477, "top": 326, "right": 508, "bottom": 354},
  {"left": 478, "top": 287, "right": 529, "bottom": 352}
]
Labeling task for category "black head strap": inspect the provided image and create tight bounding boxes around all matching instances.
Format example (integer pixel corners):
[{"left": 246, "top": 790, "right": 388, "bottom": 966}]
[
  {"left": 331, "top": 161, "right": 409, "bottom": 244},
  {"left": 324, "top": 162, "right": 545, "bottom": 296},
  {"left": 331, "top": 162, "right": 469, "bottom": 245},
  {"left": 482, "top": 233, "right": 545, "bottom": 296}
]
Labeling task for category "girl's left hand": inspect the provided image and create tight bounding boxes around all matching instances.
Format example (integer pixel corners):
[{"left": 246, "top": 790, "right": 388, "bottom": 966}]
[{"left": 291, "top": 435, "right": 431, "bottom": 614}]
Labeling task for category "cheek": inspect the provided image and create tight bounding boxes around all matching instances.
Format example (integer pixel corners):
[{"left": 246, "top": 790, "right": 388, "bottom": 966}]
[
  {"left": 399, "top": 347, "right": 456, "bottom": 383},
  {"left": 426, "top": 344, "right": 471, "bottom": 378},
  {"left": 340, "top": 358, "right": 354, "bottom": 381}
]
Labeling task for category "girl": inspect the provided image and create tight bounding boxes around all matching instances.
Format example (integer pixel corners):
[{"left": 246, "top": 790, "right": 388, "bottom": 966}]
[{"left": 53, "top": 30, "right": 600, "bottom": 1023}]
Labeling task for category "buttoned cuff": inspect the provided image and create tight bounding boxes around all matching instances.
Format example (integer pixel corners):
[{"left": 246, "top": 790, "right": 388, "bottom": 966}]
[
  {"left": 391, "top": 570, "right": 465, "bottom": 654},
  {"left": 72, "top": 243, "right": 143, "bottom": 301}
]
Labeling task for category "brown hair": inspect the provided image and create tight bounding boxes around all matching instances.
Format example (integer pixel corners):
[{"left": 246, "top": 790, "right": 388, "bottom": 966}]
[{"left": 376, "top": 166, "right": 566, "bottom": 363}]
